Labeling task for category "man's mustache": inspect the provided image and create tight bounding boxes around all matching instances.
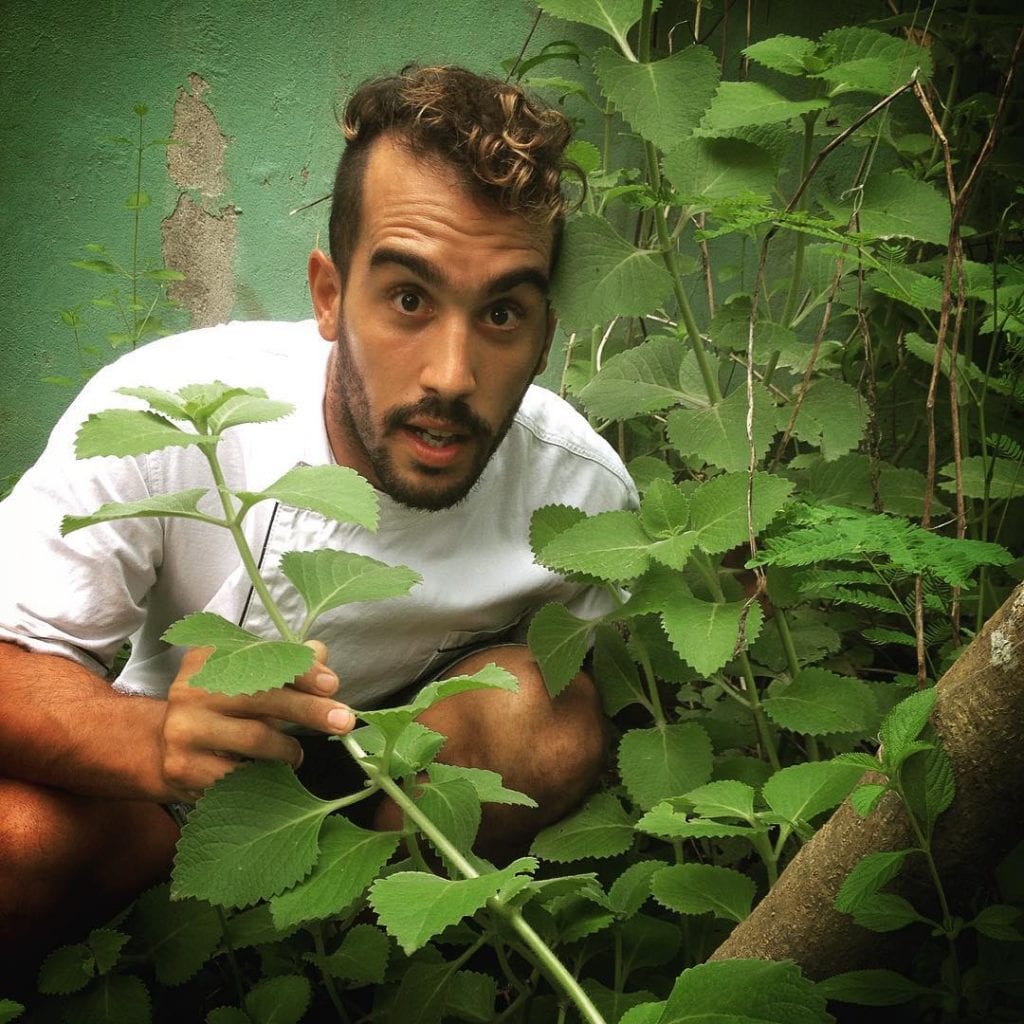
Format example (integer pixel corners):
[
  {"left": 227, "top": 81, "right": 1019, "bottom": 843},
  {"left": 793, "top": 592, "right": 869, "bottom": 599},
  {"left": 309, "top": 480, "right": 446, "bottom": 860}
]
[{"left": 384, "top": 397, "right": 491, "bottom": 441}]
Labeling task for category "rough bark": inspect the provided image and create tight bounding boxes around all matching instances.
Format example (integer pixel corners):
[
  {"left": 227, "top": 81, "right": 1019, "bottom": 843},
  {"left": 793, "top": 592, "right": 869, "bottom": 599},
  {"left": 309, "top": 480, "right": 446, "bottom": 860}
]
[{"left": 709, "top": 583, "right": 1024, "bottom": 980}]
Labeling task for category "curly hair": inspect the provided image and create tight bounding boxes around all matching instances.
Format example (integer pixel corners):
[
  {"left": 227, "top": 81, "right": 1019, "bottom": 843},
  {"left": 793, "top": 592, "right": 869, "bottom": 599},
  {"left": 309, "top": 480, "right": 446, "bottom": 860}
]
[{"left": 328, "top": 65, "right": 574, "bottom": 277}]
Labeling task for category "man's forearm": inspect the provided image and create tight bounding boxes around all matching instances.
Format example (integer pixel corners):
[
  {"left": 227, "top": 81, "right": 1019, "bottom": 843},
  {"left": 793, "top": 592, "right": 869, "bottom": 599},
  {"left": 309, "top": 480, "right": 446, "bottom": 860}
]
[{"left": 0, "top": 641, "right": 168, "bottom": 801}]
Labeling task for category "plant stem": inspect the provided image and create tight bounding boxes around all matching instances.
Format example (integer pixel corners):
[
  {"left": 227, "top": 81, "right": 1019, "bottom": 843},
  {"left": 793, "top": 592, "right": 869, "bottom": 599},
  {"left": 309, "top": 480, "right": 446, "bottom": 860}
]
[
  {"left": 341, "top": 735, "right": 608, "bottom": 1023},
  {"left": 203, "top": 445, "right": 298, "bottom": 641},
  {"left": 131, "top": 109, "right": 144, "bottom": 346},
  {"left": 312, "top": 924, "right": 351, "bottom": 1023},
  {"left": 779, "top": 112, "right": 819, "bottom": 329},
  {"left": 773, "top": 610, "right": 819, "bottom": 760}
]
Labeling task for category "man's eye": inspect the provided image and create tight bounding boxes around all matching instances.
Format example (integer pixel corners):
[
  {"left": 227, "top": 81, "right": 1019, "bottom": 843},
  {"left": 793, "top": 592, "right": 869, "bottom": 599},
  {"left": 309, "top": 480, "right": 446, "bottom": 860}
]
[
  {"left": 487, "top": 303, "right": 522, "bottom": 328},
  {"left": 393, "top": 290, "right": 423, "bottom": 314}
]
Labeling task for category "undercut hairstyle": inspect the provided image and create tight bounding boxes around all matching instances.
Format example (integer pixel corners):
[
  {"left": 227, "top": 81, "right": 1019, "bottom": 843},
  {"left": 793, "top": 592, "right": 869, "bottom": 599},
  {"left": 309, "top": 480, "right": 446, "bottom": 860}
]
[{"left": 328, "top": 65, "right": 575, "bottom": 278}]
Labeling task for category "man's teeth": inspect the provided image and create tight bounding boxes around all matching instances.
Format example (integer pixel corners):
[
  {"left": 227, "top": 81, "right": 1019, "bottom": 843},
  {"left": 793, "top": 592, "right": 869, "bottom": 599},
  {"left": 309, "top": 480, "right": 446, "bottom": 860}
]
[{"left": 416, "top": 428, "right": 456, "bottom": 447}]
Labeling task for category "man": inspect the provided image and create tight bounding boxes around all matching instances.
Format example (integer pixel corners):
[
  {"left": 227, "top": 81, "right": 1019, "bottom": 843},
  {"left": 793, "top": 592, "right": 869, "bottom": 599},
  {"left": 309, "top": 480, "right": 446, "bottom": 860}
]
[{"left": 0, "top": 66, "right": 636, "bottom": 956}]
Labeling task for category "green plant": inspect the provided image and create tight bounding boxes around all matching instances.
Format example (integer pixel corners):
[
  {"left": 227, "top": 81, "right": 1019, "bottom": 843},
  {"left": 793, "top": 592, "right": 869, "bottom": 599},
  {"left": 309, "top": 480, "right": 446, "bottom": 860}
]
[
  {"left": 47, "top": 103, "right": 185, "bottom": 389},
  {"left": 8, "top": 1, "right": 1024, "bottom": 1020}
]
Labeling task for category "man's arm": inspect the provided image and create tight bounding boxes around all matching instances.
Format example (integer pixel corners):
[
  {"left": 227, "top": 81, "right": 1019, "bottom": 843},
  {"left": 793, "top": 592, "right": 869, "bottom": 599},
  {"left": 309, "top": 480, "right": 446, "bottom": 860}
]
[{"left": 0, "top": 640, "right": 356, "bottom": 804}]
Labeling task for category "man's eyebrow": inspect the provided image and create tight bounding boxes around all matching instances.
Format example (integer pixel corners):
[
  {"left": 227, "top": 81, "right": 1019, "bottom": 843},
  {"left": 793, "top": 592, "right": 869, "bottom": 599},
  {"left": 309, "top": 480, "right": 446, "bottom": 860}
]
[{"left": 368, "top": 247, "right": 549, "bottom": 297}]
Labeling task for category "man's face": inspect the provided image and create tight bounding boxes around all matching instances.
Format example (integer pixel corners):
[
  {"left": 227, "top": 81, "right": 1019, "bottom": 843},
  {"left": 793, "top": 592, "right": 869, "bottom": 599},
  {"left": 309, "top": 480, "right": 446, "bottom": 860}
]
[{"left": 310, "top": 136, "right": 556, "bottom": 510}]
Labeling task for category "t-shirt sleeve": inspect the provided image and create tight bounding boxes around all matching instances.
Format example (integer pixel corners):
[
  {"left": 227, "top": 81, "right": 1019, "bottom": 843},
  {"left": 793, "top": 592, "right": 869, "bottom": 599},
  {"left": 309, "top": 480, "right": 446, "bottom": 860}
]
[{"left": 0, "top": 385, "right": 163, "bottom": 675}]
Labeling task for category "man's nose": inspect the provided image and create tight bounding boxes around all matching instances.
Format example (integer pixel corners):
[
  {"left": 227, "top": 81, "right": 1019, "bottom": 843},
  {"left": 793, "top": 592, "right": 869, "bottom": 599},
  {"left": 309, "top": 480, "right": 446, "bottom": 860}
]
[{"left": 418, "top": 317, "right": 477, "bottom": 399}]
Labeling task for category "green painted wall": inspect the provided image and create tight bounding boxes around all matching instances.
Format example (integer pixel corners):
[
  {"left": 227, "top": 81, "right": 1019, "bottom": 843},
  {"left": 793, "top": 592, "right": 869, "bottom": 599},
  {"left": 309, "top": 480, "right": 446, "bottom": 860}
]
[{"left": 0, "top": 0, "right": 600, "bottom": 483}]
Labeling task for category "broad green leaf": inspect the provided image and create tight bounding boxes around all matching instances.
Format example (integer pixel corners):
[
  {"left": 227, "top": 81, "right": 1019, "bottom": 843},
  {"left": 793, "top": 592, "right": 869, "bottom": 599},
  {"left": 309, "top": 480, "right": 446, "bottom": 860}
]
[
  {"left": 117, "top": 385, "right": 191, "bottom": 420},
  {"left": 667, "top": 384, "right": 778, "bottom": 472},
  {"left": 355, "top": 719, "right": 446, "bottom": 778},
  {"left": 530, "top": 503, "right": 586, "bottom": 558},
  {"left": 531, "top": 791, "right": 635, "bottom": 862},
  {"left": 648, "top": 531, "right": 699, "bottom": 570},
  {"left": 551, "top": 214, "right": 674, "bottom": 329},
  {"left": 663, "top": 136, "right": 776, "bottom": 206},
  {"left": 762, "top": 759, "right": 865, "bottom": 825},
  {"left": 680, "top": 780, "right": 756, "bottom": 821},
  {"left": 787, "top": 377, "right": 868, "bottom": 461},
  {"left": 384, "top": 960, "right": 453, "bottom": 1024},
  {"left": 0, "top": 1001, "right": 23, "bottom": 1024},
  {"left": 427, "top": 763, "right": 537, "bottom": 807},
  {"left": 245, "top": 975, "right": 310, "bottom": 1024},
  {"left": 652, "top": 863, "right": 755, "bottom": 922},
  {"left": 125, "top": 190, "right": 151, "bottom": 209},
  {"left": 743, "top": 35, "right": 816, "bottom": 75},
  {"left": 637, "top": 802, "right": 757, "bottom": 841},
  {"left": 832, "top": 173, "right": 950, "bottom": 245},
  {"left": 64, "top": 975, "right": 150, "bottom": 1024},
  {"left": 172, "top": 761, "right": 334, "bottom": 908},
  {"left": 207, "top": 394, "right": 294, "bottom": 433},
  {"left": 656, "top": 959, "right": 830, "bottom": 1023},
  {"left": 699, "top": 81, "right": 828, "bottom": 132},
  {"left": 608, "top": 860, "right": 664, "bottom": 918},
  {"left": 322, "top": 924, "right": 390, "bottom": 985},
  {"left": 132, "top": 884, "right": 222, "bottom": 986},
  {"left": 816, "top": 969, "right": 931, "bottom": 1006},
  {"left": 850, "top": 893, "right": 929, "bottom": 932},
  {"left": 595, "top": 46, "right": 720, "bottom": 150},
  {"left": 539, "top": 509, "right": 652, "bottom": 581},
  {"left": 939, "top": 455, "right": 1024, "bottom": 500},
  {"left": 204, "top": 1002, "right": 249, "bottom": 1023},
  {"left": 762, "top": 669, "right": 878, "bottom": 736},
  {"left": 369, "top": 859, "right": 535, "bottom": 954},
  {"left": 62, "top": 488, "right": 212, "bottom": 535},
  {"left": 527, "top": 602, "right": 594, "bottom": 697},
  {"left": 281, "top": 549, "right": 420, "bottom": 623},
  {"left": 640, "top": 479, "right": 690, "bottom": 537},
  {"left": 417, "top": 776, "right": 482, "bottom": 863},
  {"left": 621, "top": 1002, "right": 665, "bottom": 1024},
  {"left": 446, "top": 970, "right": 498, "bottom": 1023},
  {"left": 835, "top": 850, "right": 911, "bottom": 913},
  {"left": 901, "top": 744, "right": 955, "bottom": 832},
  {"left": 579, "top": 336, "right": 698, "bottom": 420},
  {"left": 162, "top": 613, "right": 315, "bottom": 696},
  {"left": 241, "top": 464, "right": 379, "bottom": 531},
  {"left": 970, "top": 904, "right": 1024, "bottom": 941},
  {"left": 815, "top": 26, "right": 933, "bottom": 95},
  {"left": 879, "top": 688, "right": 936, "bottom": 768},
  {"left": 37, "top": 943, "right": 95, "bottom": 995},
  {"left": 850, "top": 782, "right": 888, "bottom": 816},
  {"left": 689, "top": 470, "right": 794, "bottom": 554},
  {"left": 593, "top": 624, "right": 648, "bottom": 715},
  {"left": 584, "top": 980, "right": 660, "bottom": 1024},
  {"left": 801, "top": 454, "right": 945, "bottom": 518},
  {"left": 618, "top": 723, "right": 713, "bottom": 810},
  {"left": 86, "top": 928, "right": 129, "bottom": 974},
  {"left": 71, "top": 257, "right": 117, "bottom": 274},
  {"left": 661, "top": 592, "right": 764, "bottom": 676},
  {"left": 269, "top": 816, "right": 400, "bottom": 929},
  {"left": 223, "top": 904, "right": 300, "bottom": 949},
  {"left": 75, "top": 409, "right": 205, "bottom": 459},
  {"left": 538, "top": 0, "right": 649, "bottom": 48}
]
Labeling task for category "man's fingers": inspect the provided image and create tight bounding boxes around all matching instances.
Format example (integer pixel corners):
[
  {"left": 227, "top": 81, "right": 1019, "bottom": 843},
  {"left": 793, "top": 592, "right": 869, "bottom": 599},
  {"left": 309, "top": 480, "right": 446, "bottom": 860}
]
[{"left": 293, "top": 640, "right": 339, "bottom": 696}]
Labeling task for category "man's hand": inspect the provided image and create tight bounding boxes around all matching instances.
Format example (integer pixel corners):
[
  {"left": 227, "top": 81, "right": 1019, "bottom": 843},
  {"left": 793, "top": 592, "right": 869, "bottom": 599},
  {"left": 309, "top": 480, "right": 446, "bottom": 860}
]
[{"left": 158, "top": 641, "right": 355, "bottom": 803}]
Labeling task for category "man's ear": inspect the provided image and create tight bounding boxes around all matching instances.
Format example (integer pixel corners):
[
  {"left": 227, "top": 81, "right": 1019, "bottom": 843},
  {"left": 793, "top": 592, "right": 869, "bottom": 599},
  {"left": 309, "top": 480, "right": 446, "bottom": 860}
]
[
  {"left": 308, "top": 249, "right": 342, "bottom": 340},
  {"left": 534, "top": 308, "right": 557, "bottom": 377}
]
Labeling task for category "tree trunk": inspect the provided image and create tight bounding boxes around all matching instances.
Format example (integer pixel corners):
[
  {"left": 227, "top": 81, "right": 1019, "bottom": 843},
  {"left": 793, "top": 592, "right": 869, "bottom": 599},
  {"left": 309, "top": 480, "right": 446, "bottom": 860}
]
[{"left": 709, "top": 584, "right": 1024, "bottom": 980}]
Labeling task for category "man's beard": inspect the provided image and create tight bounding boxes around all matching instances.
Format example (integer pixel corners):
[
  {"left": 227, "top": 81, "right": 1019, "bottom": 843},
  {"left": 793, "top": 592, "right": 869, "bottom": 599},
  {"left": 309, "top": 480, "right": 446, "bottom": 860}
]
[{"left": 327, "top": 322, "right": 533, "bottom": 511}]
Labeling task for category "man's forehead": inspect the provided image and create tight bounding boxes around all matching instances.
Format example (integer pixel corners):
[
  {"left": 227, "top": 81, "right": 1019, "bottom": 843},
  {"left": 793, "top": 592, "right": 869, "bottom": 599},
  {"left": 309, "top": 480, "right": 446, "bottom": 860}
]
[{"left": 357, "top": 135, "right": 555, "bottom": 265}]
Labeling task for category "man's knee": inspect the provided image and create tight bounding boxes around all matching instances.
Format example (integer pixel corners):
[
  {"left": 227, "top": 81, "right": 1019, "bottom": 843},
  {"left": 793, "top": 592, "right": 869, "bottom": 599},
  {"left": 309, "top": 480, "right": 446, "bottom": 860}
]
[{"left": 429, "top": 644, "right": 607, "bottom": 816}]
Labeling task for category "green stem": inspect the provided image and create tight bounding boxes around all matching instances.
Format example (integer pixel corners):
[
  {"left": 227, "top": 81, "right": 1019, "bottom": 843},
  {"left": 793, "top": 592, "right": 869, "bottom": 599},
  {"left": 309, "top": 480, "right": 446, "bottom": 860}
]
[
  {"left": 779, "top": 112, "right": 819, "bottom": 329},
  {"left": 773, "top": 610, "right": 818, "bottom": 760},
  {"left": 203, "top": 444, "right": 297, "bottom": 641},
  {"left": 215, "top": 906, "right": 247, "bottom": 1006},
  {"left": 646, "top": 141, "right": 720, "bottom": 404},
  {"left": 312, "top": 924, "right": 351, "bottom": 1023},
  {"left": 342, "top": 734, "right": 608, "bottom": 1024}
]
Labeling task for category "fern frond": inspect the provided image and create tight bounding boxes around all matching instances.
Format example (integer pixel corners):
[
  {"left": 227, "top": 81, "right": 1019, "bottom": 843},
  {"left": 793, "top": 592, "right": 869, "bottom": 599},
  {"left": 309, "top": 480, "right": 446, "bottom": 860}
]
[
  {"left": 987, "top": 433, "right": 1024, "bottom": 462},
  {"left": 862, "top": 627, "right": 917, "bottom": 647}
]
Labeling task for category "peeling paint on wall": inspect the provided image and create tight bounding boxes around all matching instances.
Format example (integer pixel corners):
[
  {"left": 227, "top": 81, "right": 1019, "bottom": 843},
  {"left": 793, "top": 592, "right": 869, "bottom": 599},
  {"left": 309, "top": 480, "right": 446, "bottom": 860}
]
[{"left": 162, "top": 73, "right": 237, "bottom": 326}]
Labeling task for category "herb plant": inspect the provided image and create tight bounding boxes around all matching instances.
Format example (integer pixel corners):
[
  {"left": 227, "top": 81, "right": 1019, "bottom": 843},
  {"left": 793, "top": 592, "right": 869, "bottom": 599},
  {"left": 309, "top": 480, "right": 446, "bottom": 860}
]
[{"left": 6, "top": 1, "right": 1024, "bottom": 1021}]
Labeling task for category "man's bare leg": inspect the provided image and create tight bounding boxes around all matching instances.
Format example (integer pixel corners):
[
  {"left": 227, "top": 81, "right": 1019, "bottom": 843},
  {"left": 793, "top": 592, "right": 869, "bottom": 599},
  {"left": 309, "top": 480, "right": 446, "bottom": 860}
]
[
  {"left": 375, "top": 644, "right": 608, "bottom": 861},
  {"left": 0, "top": 780, "right": 179, "bottom": 987}
]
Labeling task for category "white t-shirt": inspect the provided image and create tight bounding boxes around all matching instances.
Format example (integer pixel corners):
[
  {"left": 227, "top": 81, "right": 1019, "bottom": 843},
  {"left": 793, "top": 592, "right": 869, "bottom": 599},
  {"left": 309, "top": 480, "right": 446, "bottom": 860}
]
[{"left": 0, "top": 321, "right": 637, "bottom": 708}]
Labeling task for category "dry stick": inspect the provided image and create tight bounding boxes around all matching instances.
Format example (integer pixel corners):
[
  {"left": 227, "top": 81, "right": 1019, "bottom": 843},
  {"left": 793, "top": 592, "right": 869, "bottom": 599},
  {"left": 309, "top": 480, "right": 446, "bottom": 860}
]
[{"left": 910, "top": 28, "right": 1023, "bottom": 679}]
